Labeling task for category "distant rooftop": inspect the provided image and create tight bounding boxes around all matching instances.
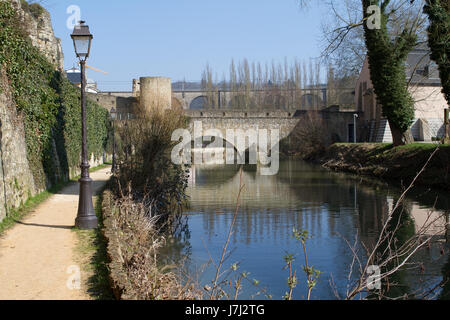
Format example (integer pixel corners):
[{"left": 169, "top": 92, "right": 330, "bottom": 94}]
[
  {"left": 406, "top": 47, "right": 441, "bottom": 85},
  {"left": 66, "top": 68, "right": 81, "bottom": 84},
  {"left": 65, "top": 68, "right": 98, "bottom": 93}
]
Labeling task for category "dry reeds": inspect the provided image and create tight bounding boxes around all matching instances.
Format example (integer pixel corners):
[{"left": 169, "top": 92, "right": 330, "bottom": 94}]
[{"left": 102, "top": 189, "right": 202, "bottom": 300}]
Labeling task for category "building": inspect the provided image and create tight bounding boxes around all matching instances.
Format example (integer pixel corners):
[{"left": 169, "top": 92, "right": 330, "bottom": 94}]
[
  {"left": 65, "top": 67, "right": 99, "bottom": 94},
  {"left": 355, "top": 46, "right": 447, "bottom": 142}
]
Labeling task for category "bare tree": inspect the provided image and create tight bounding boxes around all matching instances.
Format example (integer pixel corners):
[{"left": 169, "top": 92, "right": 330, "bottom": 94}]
[{"left": 299, "top": 0, "right": 429, "bottom": 145}]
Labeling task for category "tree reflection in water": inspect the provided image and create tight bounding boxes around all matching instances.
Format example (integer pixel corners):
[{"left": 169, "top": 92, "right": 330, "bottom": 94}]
[{"left": 161, "top": 160, "right": 449, "bottom": 300}]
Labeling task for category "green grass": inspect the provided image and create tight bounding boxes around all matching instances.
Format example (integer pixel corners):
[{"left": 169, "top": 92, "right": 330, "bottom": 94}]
[
  {"left": 333, "top": 142, "right": 450, "bottom": 157},
  {"left": 395, "top": 143, "right": 450, "bottom": 151},
  {"left": 0, "top": 163, "right": 110, "bottom": 237},
  {"left": 335, "top": 142, "right": 449, "bottom": 149},
  {"left": 332, "top": 142, "right": 450, "bottom": 162},
  {"left": 0, "top": 184, "right": 60, "bottom": 236},
  {"left": 73, "top": 184, "right": 114, "bottom": 300},
  {"left": 334, "top": 142, "right": 392, "bottom": 147}
]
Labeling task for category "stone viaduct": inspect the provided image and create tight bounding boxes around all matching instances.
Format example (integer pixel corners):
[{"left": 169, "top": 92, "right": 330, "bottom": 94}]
[
  {"left": 89, "top": 77, "right": 362, "bottom": 147},
  {"left": 131, "top": 77, "right": 338, "bottom": 110},
  {"left": 171, "top": 89, "right": 329, "bottom": 110},
  {"left": 184, "top": 109, "right": 301, "bottom": 144}
]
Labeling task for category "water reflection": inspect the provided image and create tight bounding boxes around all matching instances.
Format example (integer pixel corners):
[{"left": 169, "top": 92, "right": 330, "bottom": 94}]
[{"left": 164, "top": 161, "right": 449, "bottom": 300}]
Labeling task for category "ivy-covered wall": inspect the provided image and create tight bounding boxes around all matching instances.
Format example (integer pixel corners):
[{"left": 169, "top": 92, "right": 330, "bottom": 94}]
[{"left": 0, "top": 0, "right": 110, "bottom": 213}]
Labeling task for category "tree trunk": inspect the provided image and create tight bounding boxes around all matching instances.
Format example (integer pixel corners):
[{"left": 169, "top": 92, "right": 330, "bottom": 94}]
[{"left": 389, "top": 121, "right": 414, "bottom": 146}]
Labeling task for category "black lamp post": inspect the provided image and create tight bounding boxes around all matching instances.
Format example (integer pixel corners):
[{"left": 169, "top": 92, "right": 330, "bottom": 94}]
[
  {"left": 109, "top": 107, "right": 117, "bottom": 173},
  {"left": 71, "top": 21, "right": 98, "bottom": 229}
]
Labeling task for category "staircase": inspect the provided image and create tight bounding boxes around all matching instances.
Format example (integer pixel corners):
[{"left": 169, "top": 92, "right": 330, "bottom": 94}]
[{"left": 374, "top": 119, "right": 393, "bottom": 143}]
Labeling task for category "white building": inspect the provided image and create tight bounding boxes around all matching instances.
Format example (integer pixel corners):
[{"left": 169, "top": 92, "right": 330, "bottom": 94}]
[
  {"left": 65, "top": 67, "right": 99, "bottom": 94},
  {"left": 355, "top": 46, "right": 447, "bottom": 142}
]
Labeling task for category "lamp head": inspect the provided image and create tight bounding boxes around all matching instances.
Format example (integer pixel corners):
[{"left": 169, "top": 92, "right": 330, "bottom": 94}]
[{"left": 71, "top": 21, "right": 93, "bottom": 61}]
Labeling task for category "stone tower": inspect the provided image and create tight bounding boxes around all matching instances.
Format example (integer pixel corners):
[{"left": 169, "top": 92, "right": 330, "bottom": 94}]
[{"left": 139, "top": 77, "right": 172, "bottom": 112}]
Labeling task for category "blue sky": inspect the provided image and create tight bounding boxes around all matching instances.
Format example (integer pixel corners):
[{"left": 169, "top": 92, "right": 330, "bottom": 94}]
[{"left": 43, "top": 0, "right": 324, "bottom": 91}]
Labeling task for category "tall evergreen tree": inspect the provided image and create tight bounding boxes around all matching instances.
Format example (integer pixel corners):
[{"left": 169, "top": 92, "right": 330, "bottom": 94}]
[
  {"left": 362, "top": 0, "right": 417, "bottom": 145},
  {"left": 423, "top": 0, "right": 450, "bottom": 105},
  {"left": 300, "top": 0, "right": 423, "bottom": 145}
]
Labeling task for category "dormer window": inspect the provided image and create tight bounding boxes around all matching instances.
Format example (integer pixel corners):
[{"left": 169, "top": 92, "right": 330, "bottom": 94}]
[
  {"left": 416, "top": 66, "right": 430, "bottom": 78},
  {"left": 428, "top": 61, "right": 439, "bottom": 79},
  {"left": 424, "top": 65, "right": 430, "bottom": 78}
]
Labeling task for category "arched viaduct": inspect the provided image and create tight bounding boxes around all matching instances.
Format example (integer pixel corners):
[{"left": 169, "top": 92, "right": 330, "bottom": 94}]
[
  {"left": 184, "top": 110, "right": 301, "bottom": 144},
  {"left": 172, "top": 89, "right": 328, "bottom": 110}
]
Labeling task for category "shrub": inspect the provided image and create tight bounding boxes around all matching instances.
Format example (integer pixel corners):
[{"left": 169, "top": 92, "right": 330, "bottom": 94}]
[
  {"left": 102, "top": 189, "right": 201, "bottom": 300},
  {"left": 114, "top": 107, "right": 190, "bottom": 229},
  {"left": 286, "top": 111, "right": 336, "bottom": 157}
]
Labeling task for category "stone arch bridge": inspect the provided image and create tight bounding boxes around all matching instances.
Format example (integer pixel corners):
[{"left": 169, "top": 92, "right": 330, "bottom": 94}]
[{"left": 184, "top": 109, "right": 302, "bottom": 145}]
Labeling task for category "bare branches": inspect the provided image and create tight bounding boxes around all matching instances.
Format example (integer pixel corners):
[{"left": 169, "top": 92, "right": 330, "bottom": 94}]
[
  {"left": 311, "top": 0, "right": 427, "bottom": 77},
  {"left": 343, "top": 147, "right": 446, "bottom": 300},
  {"left": 201, "top": 58, "right": 334, "bottom": 110}
]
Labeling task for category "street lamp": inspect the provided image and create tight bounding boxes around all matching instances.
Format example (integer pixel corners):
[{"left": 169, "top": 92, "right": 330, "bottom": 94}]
[
  {"left": 353, "top": 114, "right": 359, "bottom": 143},
  {"left": 71, "top": 21, "right": 97, "bottom": 230},
  {"left": 109, "top": 107, "right": 117, "bottom": 173},
  {"left": 444, "top": 108, "right": 449, "bottom": 144}
]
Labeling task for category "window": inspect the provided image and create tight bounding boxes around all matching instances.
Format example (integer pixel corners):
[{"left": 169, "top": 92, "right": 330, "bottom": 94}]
[
  {"left": 416, "top": 66, "right": 430, "bottom": 78},
  {"left": 424, "top": 65, "right": 430, "bottom": 78},
  {"left": 429, "top": 61, "right": 440, "bottom": 80}
]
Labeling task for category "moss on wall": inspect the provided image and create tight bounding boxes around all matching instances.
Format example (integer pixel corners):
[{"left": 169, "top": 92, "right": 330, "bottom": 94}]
[{"left": 0, "top": 1, "right": 110, "bottom": 191}]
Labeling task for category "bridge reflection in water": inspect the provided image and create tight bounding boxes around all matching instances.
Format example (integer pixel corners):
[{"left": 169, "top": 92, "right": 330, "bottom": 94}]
[{"left": 165, "top": 161, "right": 449, "bottom": 300}]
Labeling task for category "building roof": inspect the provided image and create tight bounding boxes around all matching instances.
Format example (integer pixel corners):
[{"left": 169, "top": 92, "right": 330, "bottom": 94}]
[
  {"left": 405, "top": 47, "right": 441, "bottom": 86},
  {"left": 66, "top": 69, "right": 81, "bottom": 84}
]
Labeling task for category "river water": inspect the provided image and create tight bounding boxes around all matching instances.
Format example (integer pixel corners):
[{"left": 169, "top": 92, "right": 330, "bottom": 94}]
[{"left": 162, "top": 160, "right": 450, "bottom": 300}]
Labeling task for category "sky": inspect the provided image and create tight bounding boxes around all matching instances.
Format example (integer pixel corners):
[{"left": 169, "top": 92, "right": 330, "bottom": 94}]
[{"left": 42, "top": 0, "right": 325, "bottom": 91}]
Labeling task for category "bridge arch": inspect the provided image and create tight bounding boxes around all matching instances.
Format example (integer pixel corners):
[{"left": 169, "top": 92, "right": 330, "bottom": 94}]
[
  {"left": 177, "top": 133, "right": 246, "bottom": 165},
  {"left": 190, "top": 96, "right": 208, "bottom": 110}
]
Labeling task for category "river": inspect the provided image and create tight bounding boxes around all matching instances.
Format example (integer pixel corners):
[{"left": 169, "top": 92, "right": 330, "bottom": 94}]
[{"left": 162, "top": 160, "right": 450, "bottom": 300}]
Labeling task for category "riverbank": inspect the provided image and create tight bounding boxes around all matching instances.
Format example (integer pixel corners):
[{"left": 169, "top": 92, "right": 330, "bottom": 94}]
[{"left": 304, "top": 143, "right": 450, "bottom": 190}]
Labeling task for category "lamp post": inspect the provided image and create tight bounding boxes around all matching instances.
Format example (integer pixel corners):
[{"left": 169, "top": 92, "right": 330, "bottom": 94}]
[
  {"left": 444, "top": 108, "right": 449, "bottom": 144},
  {"left": 71, "top": 21, "right": 97, "bottom": 230},
  {"left": 109, "top": 107, "right": 117, "bottom": 173},
  {"left": 353, "top": 114, "right": 359, "bottom": 143}
]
